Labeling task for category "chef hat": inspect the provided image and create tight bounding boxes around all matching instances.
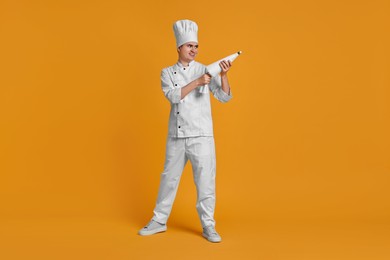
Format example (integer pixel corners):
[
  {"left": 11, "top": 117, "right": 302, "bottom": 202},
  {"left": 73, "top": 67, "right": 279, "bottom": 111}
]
[{"left": 173, "top": 19, "right": 198, "bottom": 48}]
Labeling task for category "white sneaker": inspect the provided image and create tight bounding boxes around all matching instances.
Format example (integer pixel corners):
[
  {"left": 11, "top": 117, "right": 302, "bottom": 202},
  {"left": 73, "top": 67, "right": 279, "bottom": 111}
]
[
  {"left": 202, "top": 225, "right": 222, "bottom": 243},
  {"left": 138, "top": 220, "right": 167, "bottom": 236}
]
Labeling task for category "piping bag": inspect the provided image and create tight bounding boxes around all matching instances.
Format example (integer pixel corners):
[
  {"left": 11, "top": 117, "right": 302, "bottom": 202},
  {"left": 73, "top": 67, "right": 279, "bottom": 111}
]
[{"left": 199, "top": 51, "right": 242, "bottom": 93}]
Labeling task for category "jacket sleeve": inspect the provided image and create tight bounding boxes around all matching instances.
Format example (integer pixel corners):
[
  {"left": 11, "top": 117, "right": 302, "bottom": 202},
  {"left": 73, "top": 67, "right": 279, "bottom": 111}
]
[
  {"left": 161, "top": 69, "right": 181, "bottom": 104},
  {"left": 209, "top": 74, "right": 233, "bottom": 103}
]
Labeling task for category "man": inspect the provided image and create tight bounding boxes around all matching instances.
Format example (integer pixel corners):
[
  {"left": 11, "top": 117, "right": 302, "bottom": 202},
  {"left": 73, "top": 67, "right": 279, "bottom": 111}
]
[{"left": 138, "top": 19, "right": 233, "bottom": 243}]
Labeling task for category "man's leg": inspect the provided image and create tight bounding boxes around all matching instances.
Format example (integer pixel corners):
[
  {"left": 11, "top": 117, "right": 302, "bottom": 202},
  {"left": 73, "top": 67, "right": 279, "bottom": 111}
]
[
  {"left": 152, "top": 137, "right": 187, "bottom": 224},
  {"left": 186, "top": 136, "right": 217, "bottom": 228}
]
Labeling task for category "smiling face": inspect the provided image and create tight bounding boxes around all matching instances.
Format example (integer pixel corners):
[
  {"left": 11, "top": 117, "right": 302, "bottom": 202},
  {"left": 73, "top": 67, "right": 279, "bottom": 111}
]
[{"left": 177, "top": 42, "right": 198, "bottom": 64}]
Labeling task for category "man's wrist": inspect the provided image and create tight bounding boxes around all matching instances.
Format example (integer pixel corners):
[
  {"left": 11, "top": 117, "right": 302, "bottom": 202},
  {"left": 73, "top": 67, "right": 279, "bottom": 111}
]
[{"left": 194, "top": 79, "right": 200, "bottom": 87}]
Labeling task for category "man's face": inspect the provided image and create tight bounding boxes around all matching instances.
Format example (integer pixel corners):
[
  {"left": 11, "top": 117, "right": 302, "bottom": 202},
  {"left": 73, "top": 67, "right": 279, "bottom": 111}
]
[{"left": 178, "top": 42, "right": 198, "bottom": 63}]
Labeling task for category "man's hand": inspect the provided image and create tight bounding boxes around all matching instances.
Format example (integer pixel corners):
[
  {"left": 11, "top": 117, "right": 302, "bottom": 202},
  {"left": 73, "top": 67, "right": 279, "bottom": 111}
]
[
  {"left": 219, "top": 60, "right": 232, "bottom": 76},
  {"left": 196, "top": 74, "right": 211, "bottom": 86}
]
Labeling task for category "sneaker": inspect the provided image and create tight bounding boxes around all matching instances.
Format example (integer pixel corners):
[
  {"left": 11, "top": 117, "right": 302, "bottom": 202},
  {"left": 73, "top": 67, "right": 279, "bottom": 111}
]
[
  {"left": 202, "top": 225, "right": 222, "bottom": 243},
  {"left": 138, "top": 220, "right": 167, "bottom": 236}
]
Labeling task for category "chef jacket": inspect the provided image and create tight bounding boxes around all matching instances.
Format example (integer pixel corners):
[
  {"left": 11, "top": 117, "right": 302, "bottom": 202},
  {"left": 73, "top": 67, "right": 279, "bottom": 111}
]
[{"left": 161, "top": 60, "right": 232, "bottom": 138}]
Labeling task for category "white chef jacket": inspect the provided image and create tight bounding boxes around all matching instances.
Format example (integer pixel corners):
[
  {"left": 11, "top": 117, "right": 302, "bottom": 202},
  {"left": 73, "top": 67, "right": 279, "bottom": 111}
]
[{"left": 161, "top": 60, "right": 232, "bottom": 138}]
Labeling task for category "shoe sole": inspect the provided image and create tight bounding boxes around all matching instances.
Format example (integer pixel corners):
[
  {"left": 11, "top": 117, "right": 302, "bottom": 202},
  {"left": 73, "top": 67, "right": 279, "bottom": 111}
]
[
  {"left": 138, "top": 226, "right": 167, "bottom": 236},
  {"left": 202, "top": 233, "right": 222, "bottom": 243}
]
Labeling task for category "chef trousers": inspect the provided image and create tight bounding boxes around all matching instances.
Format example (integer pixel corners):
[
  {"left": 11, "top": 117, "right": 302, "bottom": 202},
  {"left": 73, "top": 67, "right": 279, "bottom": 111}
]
[{"left": 152, "top": 136, "right": 217, "bottom": 228}]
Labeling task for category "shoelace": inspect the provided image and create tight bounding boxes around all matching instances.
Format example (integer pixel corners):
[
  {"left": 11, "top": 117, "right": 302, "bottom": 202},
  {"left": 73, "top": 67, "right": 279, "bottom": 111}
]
[
  {"left": 144, "top": 220, "right": 154, "bottom": 229},
  {"left": 205, "top": 226, "right": 218, "bottom": 235},
  {"left": 144, "top": 220, "right": 163, "bottom": 229}
]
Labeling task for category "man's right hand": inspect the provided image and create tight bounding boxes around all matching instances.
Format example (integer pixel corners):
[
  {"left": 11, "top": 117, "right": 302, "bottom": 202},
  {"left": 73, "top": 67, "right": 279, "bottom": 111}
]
[
  {"left": 196, "top": 74, "right": 211, "bottom": 86},
  {"left": 181, "top": 74, "right": 212, "bottom": 100}
]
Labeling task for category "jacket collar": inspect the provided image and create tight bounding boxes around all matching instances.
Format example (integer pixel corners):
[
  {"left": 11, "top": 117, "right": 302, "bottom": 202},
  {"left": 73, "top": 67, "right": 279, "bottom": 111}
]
[{"left": 175, "top": 60, "right": 195, "bottom": 69}]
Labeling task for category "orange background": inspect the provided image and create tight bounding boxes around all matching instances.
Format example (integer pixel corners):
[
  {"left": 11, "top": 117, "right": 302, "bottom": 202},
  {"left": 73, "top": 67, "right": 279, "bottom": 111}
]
[{"left": 1, "top": 0, "right": 389, "bottom": 259}]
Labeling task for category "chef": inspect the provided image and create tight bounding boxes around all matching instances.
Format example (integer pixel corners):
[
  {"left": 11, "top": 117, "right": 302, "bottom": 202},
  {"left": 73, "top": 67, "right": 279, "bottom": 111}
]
[{"left": 138, "top": 19, "right": 233, "bottom": 243}]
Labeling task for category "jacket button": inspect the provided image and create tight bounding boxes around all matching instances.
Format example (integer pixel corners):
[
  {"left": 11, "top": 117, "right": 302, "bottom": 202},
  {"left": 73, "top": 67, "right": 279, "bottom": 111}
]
[
  {"left": 183, "top": 68, "right": 186, "bottom": 70},
  {"left": 174, "top": 72, "right": 176, "bottom": 74},
  {"left": 178, "top": 126, "right": 181, "bottom": 128},
  {"left": 177, "top": 112, "right": 179, "bottom": 114},
  {"left": 175, "top": 84, "right": 177, "bottom": 86}
]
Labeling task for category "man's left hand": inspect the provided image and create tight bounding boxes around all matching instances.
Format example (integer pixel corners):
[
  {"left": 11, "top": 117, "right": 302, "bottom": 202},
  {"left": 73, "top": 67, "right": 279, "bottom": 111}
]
[{"left": 219, "top": 60, "right": 232, "bottom": 76}]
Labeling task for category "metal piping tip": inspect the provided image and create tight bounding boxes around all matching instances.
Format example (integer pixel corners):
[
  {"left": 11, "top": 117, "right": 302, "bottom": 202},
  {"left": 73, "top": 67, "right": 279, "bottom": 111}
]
[{"left": 238, "top": 51, "right": 242, "bottom": 55}]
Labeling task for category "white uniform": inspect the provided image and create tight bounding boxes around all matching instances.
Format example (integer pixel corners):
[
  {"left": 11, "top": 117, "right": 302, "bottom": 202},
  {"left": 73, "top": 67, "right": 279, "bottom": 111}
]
[{"left": 152, "top": 60, "right": 232, "bottom": 228}]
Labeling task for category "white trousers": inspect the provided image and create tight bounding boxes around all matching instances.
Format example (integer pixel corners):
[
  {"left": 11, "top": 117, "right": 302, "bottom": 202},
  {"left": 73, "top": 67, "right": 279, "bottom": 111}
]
[{"left": 152, "top": 136, "right": 217, "bottom": 228}]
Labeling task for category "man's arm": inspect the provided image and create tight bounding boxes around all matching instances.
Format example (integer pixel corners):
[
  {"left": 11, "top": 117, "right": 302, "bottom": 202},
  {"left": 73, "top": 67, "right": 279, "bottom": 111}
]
[
  {"left": 180, "top": 74, "right": 211, "bottom": 99},
  {"left": 161, "top": 69, "right": 212, "bottom": 103},
  {"left": 220, "top": 60, "right": 232, "bottom": 95},
  {"left": 208, "top": 60, "right": 233, "bottom": 103}
]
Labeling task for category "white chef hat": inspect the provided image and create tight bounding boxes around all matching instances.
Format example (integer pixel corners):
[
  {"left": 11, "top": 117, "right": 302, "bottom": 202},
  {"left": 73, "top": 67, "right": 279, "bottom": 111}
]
[{"left": 173, "top": 19, "right": 198, "bottom": 48}]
